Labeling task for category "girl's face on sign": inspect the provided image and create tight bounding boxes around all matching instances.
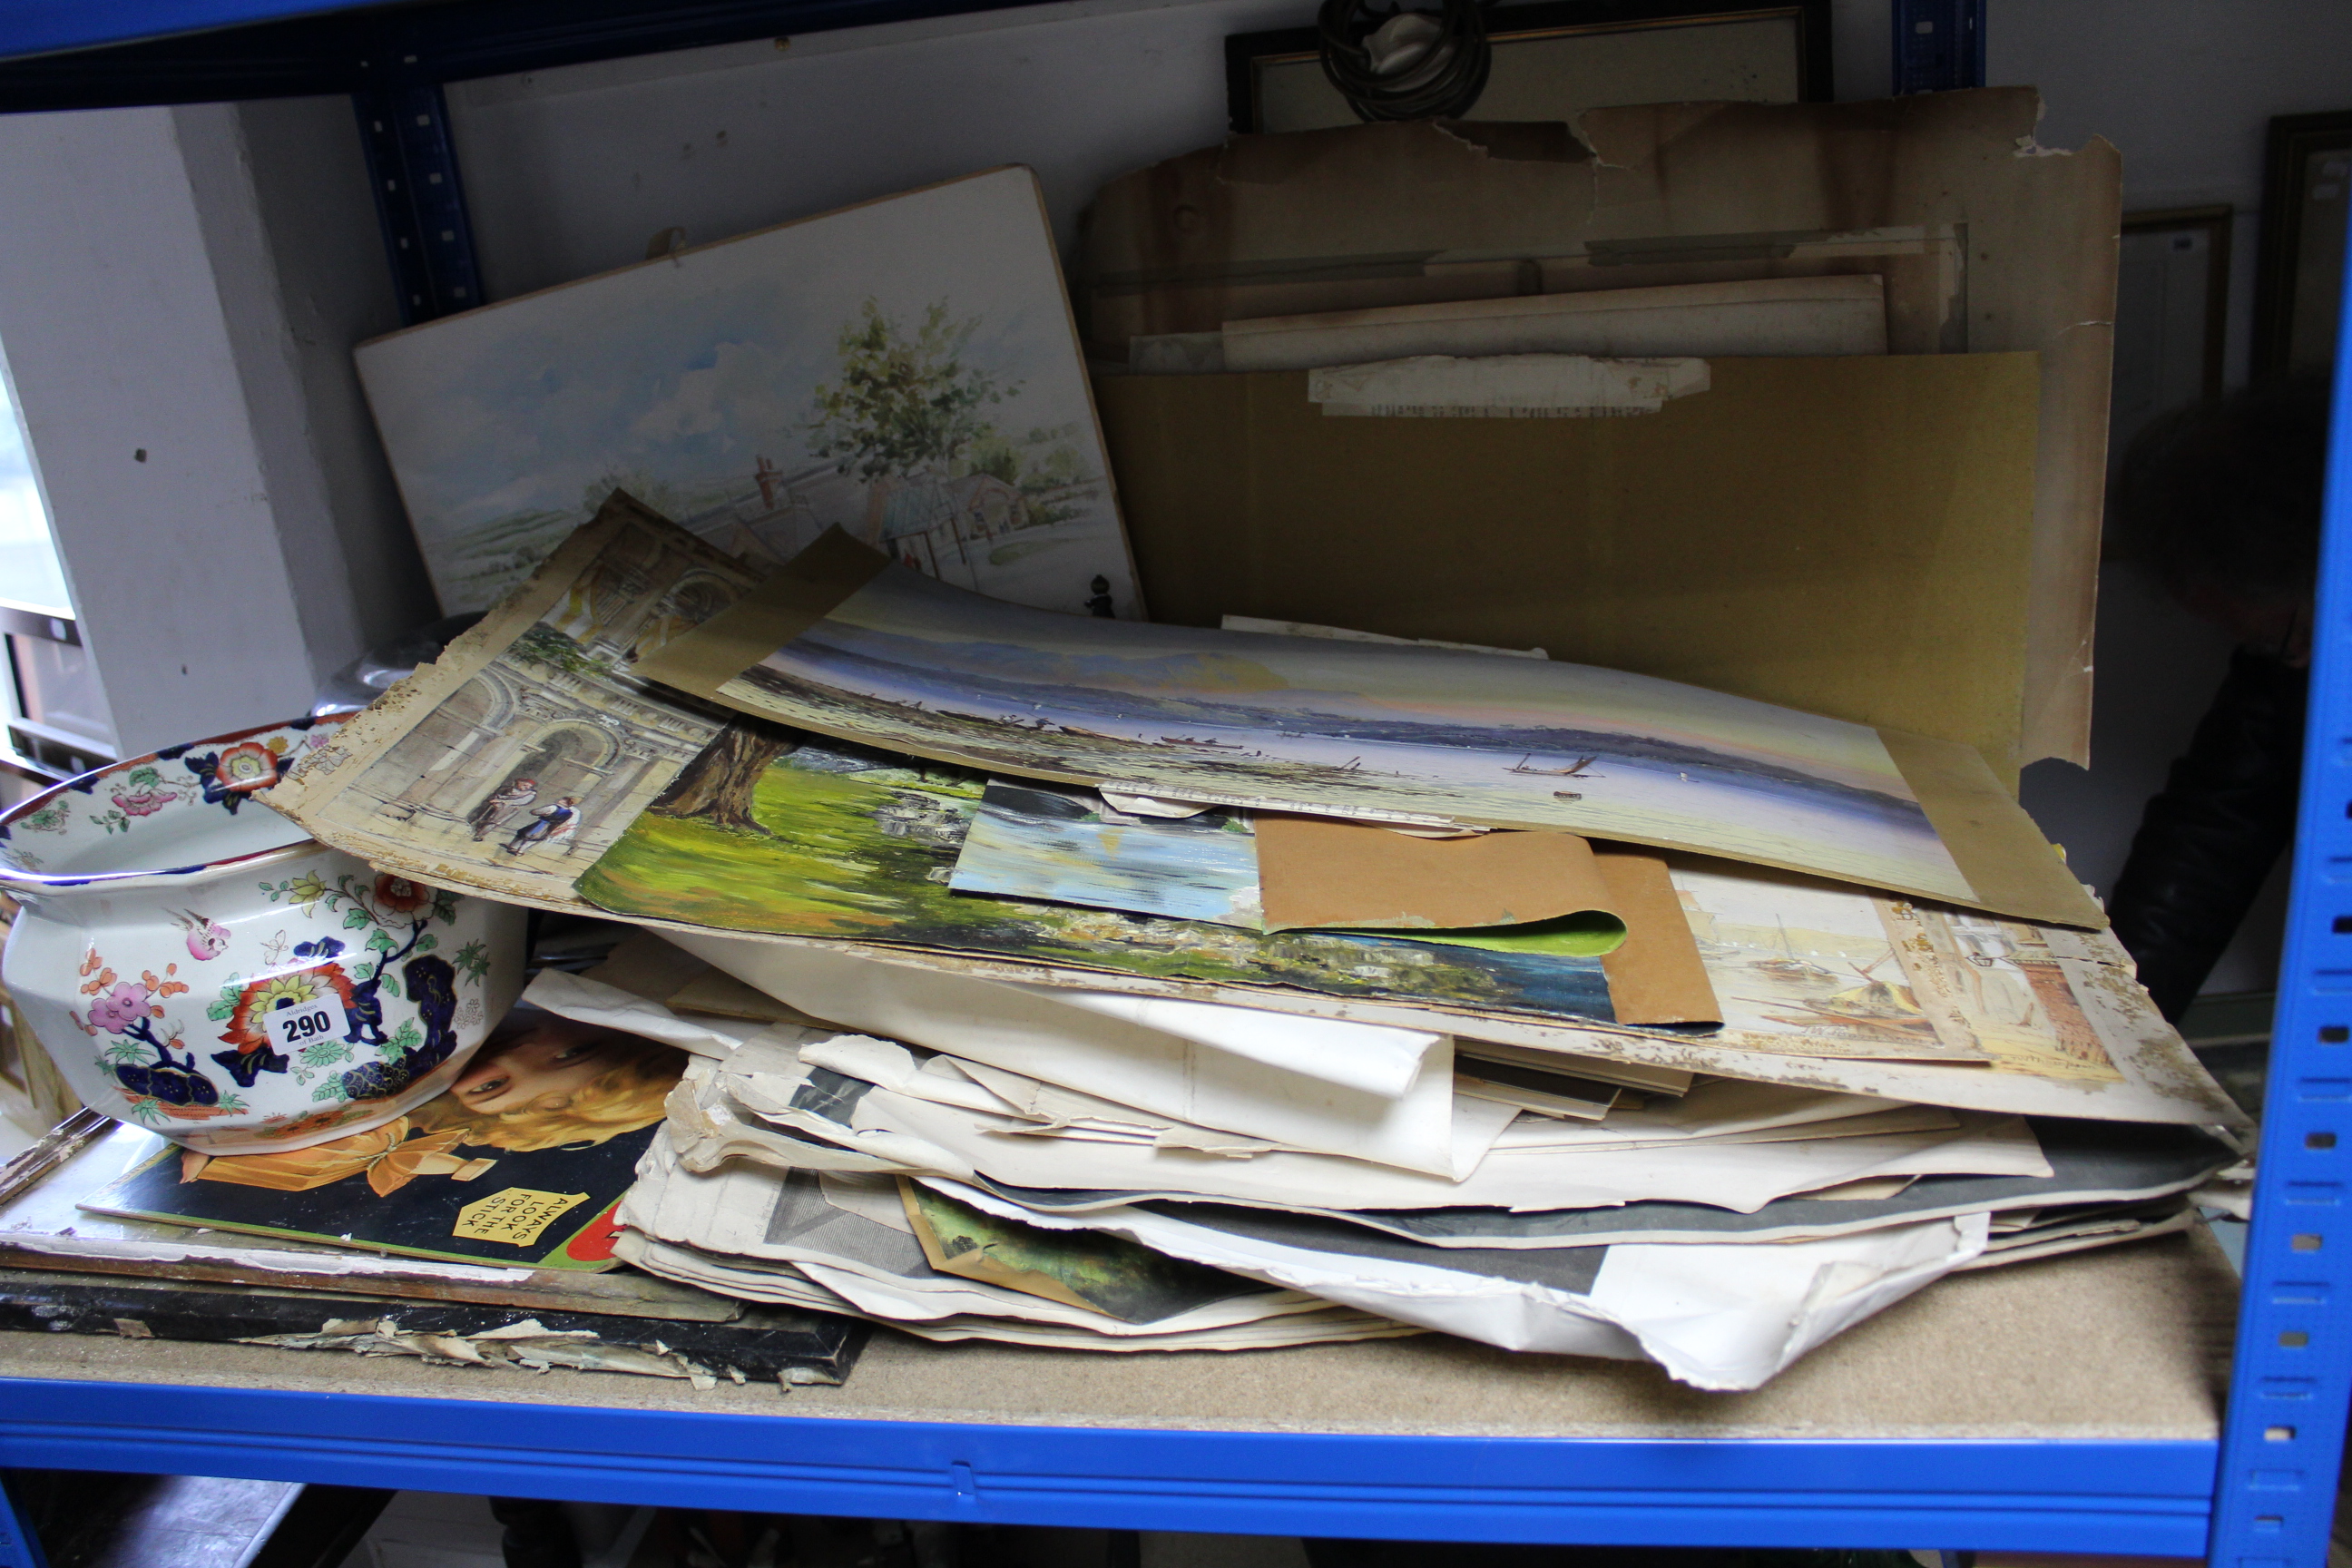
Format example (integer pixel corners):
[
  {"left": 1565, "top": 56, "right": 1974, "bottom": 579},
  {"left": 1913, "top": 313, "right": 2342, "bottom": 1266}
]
[{"left": 451, "top": 1019, "right": 614, "bottom": 1113}]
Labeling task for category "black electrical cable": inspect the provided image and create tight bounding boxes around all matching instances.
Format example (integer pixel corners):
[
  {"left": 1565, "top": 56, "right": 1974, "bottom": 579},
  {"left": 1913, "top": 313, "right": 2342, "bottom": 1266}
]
[{"left": 1316, "top": 0, "right": 1494, "bottom": 122}]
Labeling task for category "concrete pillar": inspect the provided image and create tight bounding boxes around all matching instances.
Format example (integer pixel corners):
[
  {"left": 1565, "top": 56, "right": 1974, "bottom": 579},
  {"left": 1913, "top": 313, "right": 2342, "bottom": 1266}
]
[{"left": 0, "top": 101, "right": 431, "bottom": 758}]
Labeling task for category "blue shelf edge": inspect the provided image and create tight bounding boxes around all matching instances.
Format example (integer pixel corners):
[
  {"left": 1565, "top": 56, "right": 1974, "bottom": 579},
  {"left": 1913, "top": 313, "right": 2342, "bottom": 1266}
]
[
  {"left": 2202, "top": 192, "right": 2352, "bottom": 1568},
  {"left": 0, "top": 1377, "right": 2217, "bottom": 1553}
]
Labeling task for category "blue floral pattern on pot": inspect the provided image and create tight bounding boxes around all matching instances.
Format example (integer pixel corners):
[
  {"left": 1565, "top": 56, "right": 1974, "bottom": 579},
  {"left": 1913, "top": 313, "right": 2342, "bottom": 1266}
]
[{"left": 0, "top": 717, "right": 525, "bottom": 1154}]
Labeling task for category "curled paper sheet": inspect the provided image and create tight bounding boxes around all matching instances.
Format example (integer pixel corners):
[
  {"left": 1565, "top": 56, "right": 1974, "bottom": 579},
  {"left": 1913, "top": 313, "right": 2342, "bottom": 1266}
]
[
  {"left": 615, "top": 1230, "right": 1417, "bottom": 1352},
  {"left": 676, "top": 1044, "right": 2053, "bottom": 1216},
  {"left": 621, "top": 1128, "right": 1411, "bottom": 1354},
  {"left": 521, "top": 969, "right": 748, "bottom": 1059},
  {"left": 1004, "top": 984, "right": 1442, "bottom": 1099}
]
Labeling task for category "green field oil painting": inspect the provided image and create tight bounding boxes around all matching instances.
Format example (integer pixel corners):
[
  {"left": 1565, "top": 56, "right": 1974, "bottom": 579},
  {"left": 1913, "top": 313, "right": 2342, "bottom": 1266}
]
[{"left": 575, "top": 727, "right": 1617, "bottom": 1024}]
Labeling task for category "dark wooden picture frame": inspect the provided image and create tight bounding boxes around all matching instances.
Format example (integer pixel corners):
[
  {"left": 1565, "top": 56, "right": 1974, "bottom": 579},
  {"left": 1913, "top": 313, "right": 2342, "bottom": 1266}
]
[
  {"left": 2252, "top": 109, "right": 2352, "bottom": 379},
  {"left": 1224, "top": 0, "right": 1831, "bottom": 136},
  {"left": 2121, "top": 205, "right": 2233, "bottom": 402}
]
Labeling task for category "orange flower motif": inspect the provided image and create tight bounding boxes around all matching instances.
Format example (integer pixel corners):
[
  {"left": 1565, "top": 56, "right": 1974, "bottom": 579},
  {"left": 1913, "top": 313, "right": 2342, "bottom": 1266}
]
[
  {"left": 371, "top": 874, "right": 432, "bottom": 916},
  {"left": 210, "top": 740, "right": 279, "bottom": 794},
  {"left": 79, "top": 965, "right": 116, "bottom": 998},
  {"left": 142, "top": 966, "right": 190, "bottom": 999},
  {"left": 218, "top": 962, "right": 357, "bottom": 1057}
]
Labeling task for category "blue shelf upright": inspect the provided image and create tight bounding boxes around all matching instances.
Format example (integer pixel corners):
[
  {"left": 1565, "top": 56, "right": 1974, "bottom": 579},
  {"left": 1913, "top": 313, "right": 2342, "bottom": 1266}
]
[{"left": 2205, "top": 226, "right": 2352, "bottom": 1568}]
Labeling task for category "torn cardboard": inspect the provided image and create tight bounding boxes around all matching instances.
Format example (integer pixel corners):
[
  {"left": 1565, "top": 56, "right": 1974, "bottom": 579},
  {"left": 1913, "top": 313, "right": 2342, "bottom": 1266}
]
[
  {"left": 1078, "top": 93, "right": 2121, "bottom": 767},
  {"left": 1595, "top": 848, "right": 1721, "bottom": 1026},
  {"left": 1254, "top": 818, "right": 1617, "bottom": 932}
]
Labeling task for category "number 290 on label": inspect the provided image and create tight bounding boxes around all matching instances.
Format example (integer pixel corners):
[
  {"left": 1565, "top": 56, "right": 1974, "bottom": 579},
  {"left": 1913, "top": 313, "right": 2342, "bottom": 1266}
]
[{"left": 266, "top": 1000, "right": 343, "bottom": 1054}]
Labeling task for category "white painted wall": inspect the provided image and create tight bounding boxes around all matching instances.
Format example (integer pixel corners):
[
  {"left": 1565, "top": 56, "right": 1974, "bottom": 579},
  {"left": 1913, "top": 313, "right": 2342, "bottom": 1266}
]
[
  {"left": 234, "top": 97, "right": 438, "bottom": 651},
  {"left": 444, "top": 0, "right": 1906, "bottom": 303},
  {"left": 446, "top": 0, "right": 1318, "bottom": 302}
]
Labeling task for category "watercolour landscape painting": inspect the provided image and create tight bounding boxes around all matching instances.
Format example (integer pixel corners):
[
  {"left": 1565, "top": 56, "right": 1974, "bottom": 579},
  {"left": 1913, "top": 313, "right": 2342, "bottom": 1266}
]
[
  {"left": 357, "top": 169, "right": 1136, "bottom": 619},
  {"left": 573, "top": 728, "right": 1621, "bottom": 1026},
  {"left": 951, "top": 779, "right": 1263, "bottom": 928},
  {"left": 645, "top": 556, "right": 1997, "bottom": 908}
]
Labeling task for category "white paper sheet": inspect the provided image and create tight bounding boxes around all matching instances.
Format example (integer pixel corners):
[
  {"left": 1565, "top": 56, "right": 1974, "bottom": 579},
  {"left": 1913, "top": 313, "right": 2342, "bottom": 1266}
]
[
  {"left": 522, "top": 969, "right": 749, "bottom": 1057},
  {"left": 667, "top": 935, "right": 1468, "bottom": 1174},
  {"left": 936, "top": 1179, "right": 1989, "bottom": 1390},
  {"left": 623, "top": 1132, "right": 1316, "bottom": 1335},
  {"left": 678, "top": 1047, "right": 2050, "bottom": 1215}
]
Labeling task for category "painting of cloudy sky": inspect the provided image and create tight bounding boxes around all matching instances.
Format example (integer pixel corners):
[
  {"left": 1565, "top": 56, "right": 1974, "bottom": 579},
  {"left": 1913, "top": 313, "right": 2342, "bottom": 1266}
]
[{"left": 357, "top": 168, "right": 1135, "bottom": 619}]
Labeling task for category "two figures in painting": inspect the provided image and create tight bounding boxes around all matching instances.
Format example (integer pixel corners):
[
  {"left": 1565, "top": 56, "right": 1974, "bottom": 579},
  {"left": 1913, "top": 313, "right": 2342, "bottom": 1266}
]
[{"left": 355, "top": 529, "right": 740, "bottom": 871}]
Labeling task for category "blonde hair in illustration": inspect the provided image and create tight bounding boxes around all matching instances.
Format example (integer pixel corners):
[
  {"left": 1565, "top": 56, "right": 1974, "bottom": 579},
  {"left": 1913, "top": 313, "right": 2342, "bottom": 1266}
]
[{"left": 409, "top": 1032, "right": 685, "bottom": 1153}]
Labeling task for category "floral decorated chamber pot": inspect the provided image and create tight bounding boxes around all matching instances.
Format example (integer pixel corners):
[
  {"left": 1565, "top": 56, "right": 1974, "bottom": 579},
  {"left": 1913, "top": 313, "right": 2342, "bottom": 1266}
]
[{"left": 0, "top": 717, "right": 525, "bottom": 1154}]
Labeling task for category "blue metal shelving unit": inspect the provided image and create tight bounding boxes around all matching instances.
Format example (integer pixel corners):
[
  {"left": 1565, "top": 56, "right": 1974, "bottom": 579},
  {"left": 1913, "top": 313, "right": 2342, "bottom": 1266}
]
[
  {"left": 2202, "top": 256, "right": 2352, "bottom": 1568},
  {"left": 0, "top": 3, "right": 2345, "bottom": 1562}
]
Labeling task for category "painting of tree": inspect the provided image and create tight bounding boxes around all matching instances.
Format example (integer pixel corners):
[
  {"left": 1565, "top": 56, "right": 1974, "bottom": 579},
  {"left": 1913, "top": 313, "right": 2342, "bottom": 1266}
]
[
  {"left": 652, "top": 723, "right": 794, "bottom": 835},
  {"left": 805, "top": 299, "right": 1013, "bottom": 482}
]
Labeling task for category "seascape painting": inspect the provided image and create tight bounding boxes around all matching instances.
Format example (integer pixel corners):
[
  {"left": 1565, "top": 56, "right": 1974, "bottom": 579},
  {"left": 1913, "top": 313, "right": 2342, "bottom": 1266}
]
[
  {"left": 357, "top": 169, "right": 1136, "bottom": 618},
  {"left": 671, "top": 560, "right": 1979, "bottom": 906},
  {"left": 573, "top": 727, "right": 1620, "bottom": 1025},
  {"left": 950, "top": 779, "right": 1262, "bottom": 927}
]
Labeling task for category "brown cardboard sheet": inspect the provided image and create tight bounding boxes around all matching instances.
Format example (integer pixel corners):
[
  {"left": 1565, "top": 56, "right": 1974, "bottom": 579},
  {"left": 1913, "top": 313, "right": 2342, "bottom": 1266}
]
[
  {"left": 1254, "top": 818, "right": 1617, "bottom": 932},
  {"left": 1879, "top": 726, "right": 2106, "bottom": 930},
  {"left": 1594, "top": 849, "right": 1720, "bottom": 1026},
  {"left": 1093, "top": 353, "right": 2041, "bottom": 780},
  {"left": 635, "top": 527, "right": 890, "bottom": 697},
  {"left": 1079, "top": 93, "right": 2120, "bottom": 768},
  {"left": 1250, "top": 825, "right": 1715, "bottom": 1027}
]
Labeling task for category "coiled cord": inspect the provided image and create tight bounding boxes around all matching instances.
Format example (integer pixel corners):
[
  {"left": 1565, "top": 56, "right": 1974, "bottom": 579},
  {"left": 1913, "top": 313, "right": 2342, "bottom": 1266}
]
[{"left": 1316, "top": 0, "right": 1495, "bottom": 122}]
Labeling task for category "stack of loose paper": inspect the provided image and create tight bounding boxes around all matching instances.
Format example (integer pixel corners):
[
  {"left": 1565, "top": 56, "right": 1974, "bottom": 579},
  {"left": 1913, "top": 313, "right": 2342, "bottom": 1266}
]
[
  {"left": 524, "top": 947, "right": 2238, "bottom": 1391},
  {"left": 269, "top": 506, "right": 2249, "bottom": 1390}
]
